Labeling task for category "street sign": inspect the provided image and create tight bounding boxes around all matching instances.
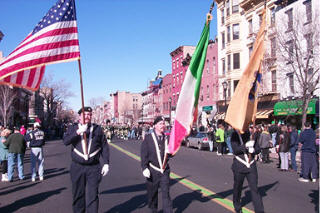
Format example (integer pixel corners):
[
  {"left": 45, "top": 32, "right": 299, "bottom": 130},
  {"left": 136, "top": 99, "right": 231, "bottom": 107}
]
[{"left": 202, "top": 105, "right": 213, "bottom": 111}]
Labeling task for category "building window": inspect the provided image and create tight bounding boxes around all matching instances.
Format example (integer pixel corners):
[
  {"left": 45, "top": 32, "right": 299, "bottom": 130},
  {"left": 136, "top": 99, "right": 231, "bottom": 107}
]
[
  {"left": 286, "top": 9, "right": 293, "bottom": 31},
  {"left": 206, "top": 59, "right": 210, "bottom": 74},
  {"left": 221, "top": 32, "right": 225, "bottom": 49},
  {"left": 213, "top": 57, "right": 216, "bottom": 73},
  {"left": 304, "top": 0, "right": 312, "bottom": 23},
  {"left": 287, "top": 40, "right": 294, "bottom": 62},
  {"left": 221, "top": 8, "right": 225, "bottom": 25},
  {"left": 305, "top": 33, "right": 313, "bottom": 55},
  {"left": 249, "top": 46, "right": 253, "bottom": 58},
  {"left": 227, "top": 26, "right": 231, "bottom": 43},
  {"left": 233, "top": 53, "right": 240, "bottom": 69},
  {"left": 271, "top": 70, "right": 277, "bottom": 92},
  {"left": 176, "top": 59, "right": 179, "bottom": 68},
  {"left": 271, "top": 37, "right": 276, "bottom": 58},
  {"left": 227, "top": 55, "right": 231, "bottom": 71},
  {"left": 222, "top": 58, "right": 226, "bottom": 75},
  {"left": 233, "top": 23, "right": 239, "bottom": 40},
  {"left": 226, "top": 0, "right": 230, "bottom": 16},
  {"left": 207, "top": 85, "right": 210, "bottom": 100},
  {"left": 288, "top": 73, "right": 295, "bottom": 93},
  {"left": 248, "top": 19, "right": 253, "bottom": 35},
  {"left": 228, "top": 80, "right": 231, "bottom": 97},
  {"left": 232, "top": 0, "right": 239, "bottom": 13},
  {"left": 271, "top": 7, "right": 276, "bottom": 26},
  {"left": 234, "top": 80, "right": 239, "bottom": 91}
]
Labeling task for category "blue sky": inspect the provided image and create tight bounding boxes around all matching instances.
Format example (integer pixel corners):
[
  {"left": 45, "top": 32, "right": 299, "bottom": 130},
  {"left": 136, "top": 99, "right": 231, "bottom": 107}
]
[{"left": 0, "top": 0, "right": 217, "bottom": 111}]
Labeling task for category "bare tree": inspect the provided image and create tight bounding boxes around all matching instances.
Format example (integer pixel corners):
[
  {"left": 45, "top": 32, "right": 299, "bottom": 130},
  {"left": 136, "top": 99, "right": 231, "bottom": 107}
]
[
  {"left": 89, "top": 97, "right": 105, "bottom": 108},
  {"left": 40, "top": 73, "right": 74, "bottom": 127},
  {"left": 0, "top": 85, "right": 17, "bottom": 127},
  {"left": 275, "top": 6, "right": 319, "bottom": 127}
]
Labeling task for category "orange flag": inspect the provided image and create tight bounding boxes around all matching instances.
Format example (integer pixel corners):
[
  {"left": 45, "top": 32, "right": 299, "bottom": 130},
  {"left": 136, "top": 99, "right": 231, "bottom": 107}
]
[{"left": 225, "top": 9, "right": 266, "bottom": 133}]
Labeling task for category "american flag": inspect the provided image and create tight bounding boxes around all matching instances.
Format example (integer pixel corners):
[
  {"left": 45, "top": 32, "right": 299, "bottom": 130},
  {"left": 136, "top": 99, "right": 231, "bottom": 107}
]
[
  {"left": 0, "top": 66, "right": 45, "bottom": 91},
  {"left": 0, "top": 0, "right": 80, "bottom": 84}
]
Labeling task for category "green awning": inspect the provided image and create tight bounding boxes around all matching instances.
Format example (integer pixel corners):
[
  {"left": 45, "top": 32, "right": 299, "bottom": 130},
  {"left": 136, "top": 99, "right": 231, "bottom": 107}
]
[{"left": 274, "top": 99, "right": 318, "bottom": 116}]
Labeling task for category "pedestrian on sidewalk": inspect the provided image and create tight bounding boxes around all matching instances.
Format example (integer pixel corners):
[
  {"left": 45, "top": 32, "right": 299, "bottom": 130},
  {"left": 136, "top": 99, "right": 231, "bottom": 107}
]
[
  {"left": 298, "top": 121, "right": 318, "bottom": 182},
  {"left": 63, "top": 106, "right": 110, "bottom": 213},
  {"left": 288, "top": 125, "right": 299, "bottom": 172},
  {"left": 25, "top": 122, "right": 45, "bottom": 181},
  {"left": 231, "top": 129, "right": 264, "bottom": 213},
  {"left": 140, "top": 116, "right": 173, "bottom": 213},
  {"left": 0, "top": 129, "right": 11, "bottom": 181},
  {"left": 4, "top": 127, "right": 26, "bottom": 181},
  {"left": 215, "top": 122, "right": 225, "bottom": 155},
  {"left": 225, "top": 125, "right": 234, "bottom": 155},
  {"left": 258, "top": 124, "right": 272, "bottom": 163},
  {"left": 278, "top": 125, "right": 290, "bottom": 171}
]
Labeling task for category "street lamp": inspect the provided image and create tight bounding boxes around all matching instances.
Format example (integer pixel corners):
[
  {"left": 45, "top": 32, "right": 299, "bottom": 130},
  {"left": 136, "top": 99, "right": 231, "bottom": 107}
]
[
  {"left": 222, "top": 81, "right": 228, "bottom": 111},
  {"left": 141, "top": 103, "right": 144, "bottom": 124},
  {"left": 169, "top": 97, "right": 172, "bottom": 129}
]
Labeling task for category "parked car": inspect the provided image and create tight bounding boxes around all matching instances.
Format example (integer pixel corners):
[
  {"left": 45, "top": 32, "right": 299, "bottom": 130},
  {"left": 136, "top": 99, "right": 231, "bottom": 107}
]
[{"left": 185, "top": 132, "right": 213, "bottom": 151}]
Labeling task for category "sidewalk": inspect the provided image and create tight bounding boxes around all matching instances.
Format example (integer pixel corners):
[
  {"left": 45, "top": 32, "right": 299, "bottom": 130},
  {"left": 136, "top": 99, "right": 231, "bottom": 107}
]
[{"left": 269, "top": 148, "right": 301, "bottom": 163}]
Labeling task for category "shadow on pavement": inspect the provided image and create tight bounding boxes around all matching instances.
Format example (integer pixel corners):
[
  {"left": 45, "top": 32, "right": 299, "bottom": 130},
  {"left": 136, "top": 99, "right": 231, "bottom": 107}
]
[
  {"left": 0, "top": 187, "right": 66, "bottom": 212},
  {"left": 101, "top": 176, "right": 188, "bottom": 212},
  {"left": 241, "top": 181, "right": 279, "bottom": 207},
  {"left": 104, "top": 193, "right": 147, "bottom": 213},
  {"left": 308, "top": 189, "right": 319, "bottom": 213},
  {"left": 0, "top": 182, "right": 39, "bottom": 196}
]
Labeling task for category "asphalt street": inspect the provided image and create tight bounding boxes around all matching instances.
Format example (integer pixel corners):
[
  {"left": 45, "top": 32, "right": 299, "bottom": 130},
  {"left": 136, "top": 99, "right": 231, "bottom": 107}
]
[{"left": 0, "top": 138, "right": 318, "bottom": 213}]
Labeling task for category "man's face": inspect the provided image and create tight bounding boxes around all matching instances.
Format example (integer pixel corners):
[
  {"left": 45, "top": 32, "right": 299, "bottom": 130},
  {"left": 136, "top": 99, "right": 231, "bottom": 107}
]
[
  {"left": 79, "top": 112, "right": 92, "bottom": 124},
  {"left": 154, "top": 120, "right": 166, "bottom": 134}
]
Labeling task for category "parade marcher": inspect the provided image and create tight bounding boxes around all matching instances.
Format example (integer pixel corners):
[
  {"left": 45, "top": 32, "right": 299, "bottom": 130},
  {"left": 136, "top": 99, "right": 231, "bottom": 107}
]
[
  {"left": 4, "top": 127, "right": 26, "bottom": 181},
  {"left": 298, "top": 121, "right": 318, "bottom": 182},
  {"left": 225, "top": 125, "right": 234, "bottom": 155},
  {"left": 140, "top": 116, "right": 173, "bottom": 213},
  {"left": 231, "top": 128, "right": 264, "bottom": 213},
  {"left": 63, "top": 106, "right": 110, "bottom": 213},
  {"left": 0, "top": 129, "right": 11, "bottom": 181},
  {"left": 25, "top": 122, "right": 45, "bottom": 181}
]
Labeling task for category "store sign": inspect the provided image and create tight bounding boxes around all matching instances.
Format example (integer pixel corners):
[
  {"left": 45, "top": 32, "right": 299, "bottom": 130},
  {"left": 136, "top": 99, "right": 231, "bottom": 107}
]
[{"left": 274, "top": 99, "right": 317, "bottom": 116}]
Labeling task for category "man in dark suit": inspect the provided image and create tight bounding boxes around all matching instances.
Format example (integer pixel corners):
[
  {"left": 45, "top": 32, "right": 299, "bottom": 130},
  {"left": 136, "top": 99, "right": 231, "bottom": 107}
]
[
  {"left": 63, "top": 106, "right": 110, "bottom": 213},
  {"left": 231, "top": 128, "right": 264, "bottom": 213},
  {"left": 140, "top": 116, "right": 173, "bottom": 213}
]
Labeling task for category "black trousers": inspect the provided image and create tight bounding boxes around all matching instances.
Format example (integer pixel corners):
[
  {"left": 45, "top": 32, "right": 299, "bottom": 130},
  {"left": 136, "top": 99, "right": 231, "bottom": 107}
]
[
  {"left": 1, "top": 160, "right": 8, "bottom": 174},
  {"left": 261, "top": 148, "right": 270, "bottom": 163},
  {"left": 146, "top": 169, "right": 173, "bottom": 213},
  {"left": 70, "top": 162, "right": 101, "bottom": 213},
  {"left": 232, "top": 168, "right": 264, "bottom": 213}
]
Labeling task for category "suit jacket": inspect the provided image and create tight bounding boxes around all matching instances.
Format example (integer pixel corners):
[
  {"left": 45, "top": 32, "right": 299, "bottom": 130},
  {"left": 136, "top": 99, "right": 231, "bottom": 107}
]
[
  {"left": 140, "top": 130, "right": 169, "bottom": 173},
  {"left": 63, "top": 123, "right": 110, "bottom": 165},
  {"left": 231, "top": 130, "right": 261, "bottom": 173}
]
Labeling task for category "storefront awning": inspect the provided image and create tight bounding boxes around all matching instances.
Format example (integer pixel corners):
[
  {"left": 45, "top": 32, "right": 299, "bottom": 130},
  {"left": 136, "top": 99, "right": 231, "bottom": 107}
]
[
  {"left": 274, "top": 98, "right": 318, "bottom": 116},
  {"left": 256, "top": 109, "right": 273, "bottom": 119}
]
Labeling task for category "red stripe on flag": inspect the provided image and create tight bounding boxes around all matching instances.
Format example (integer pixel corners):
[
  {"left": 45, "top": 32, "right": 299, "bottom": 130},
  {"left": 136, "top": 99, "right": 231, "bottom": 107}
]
[
  {"left": 34, "top": 66, "right": 45, "bottom": 89},
  {"left": 16, "top": 71, "right": 24, "bottom": 85},
  {"left": 0, "top": 39, "right": 79, "bottom": 68},
  {"left": 27, "top": 68, "right": 36, "bottom": 88},
  {"left": 0, "top": 52, "right": 80, "bottom": 77},
  {"left": 3, "top": 27, "right": 78, "bottom": 61}
]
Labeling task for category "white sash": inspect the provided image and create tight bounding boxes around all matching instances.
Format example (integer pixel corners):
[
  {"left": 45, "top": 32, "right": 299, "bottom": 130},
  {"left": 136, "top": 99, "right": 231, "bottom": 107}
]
[{"left": 151, "top": 132, "right": 168, "bottom": 173}]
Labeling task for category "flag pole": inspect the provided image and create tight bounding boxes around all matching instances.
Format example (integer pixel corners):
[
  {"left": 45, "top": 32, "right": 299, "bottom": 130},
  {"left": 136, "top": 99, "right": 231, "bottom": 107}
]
[
  {"left": 78, "top": 58, "right": 88, "bottom": 156},
  {"left": 162, "top": 1, "right": 214, "bottom": 170}
]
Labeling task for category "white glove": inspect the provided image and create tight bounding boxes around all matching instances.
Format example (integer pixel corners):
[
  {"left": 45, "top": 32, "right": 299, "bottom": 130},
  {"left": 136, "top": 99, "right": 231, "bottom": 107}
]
[
  {"left": 245, "top": 140, "right": 255, "bottom": 153},
  {"left": 101, "top": 164, "right": 109, "bottom": 176},
  {"left": 77, "top": 124, "right": 88, "bottom": 135},
  {"left": 142, "top": 168, "right": 151, "bottom": 178}
]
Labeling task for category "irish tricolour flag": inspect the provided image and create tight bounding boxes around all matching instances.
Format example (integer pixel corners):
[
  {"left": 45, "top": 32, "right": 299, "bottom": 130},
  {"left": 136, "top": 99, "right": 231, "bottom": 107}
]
[{"left": 168, "top": 19, "right": 211, "bottom": 155}]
